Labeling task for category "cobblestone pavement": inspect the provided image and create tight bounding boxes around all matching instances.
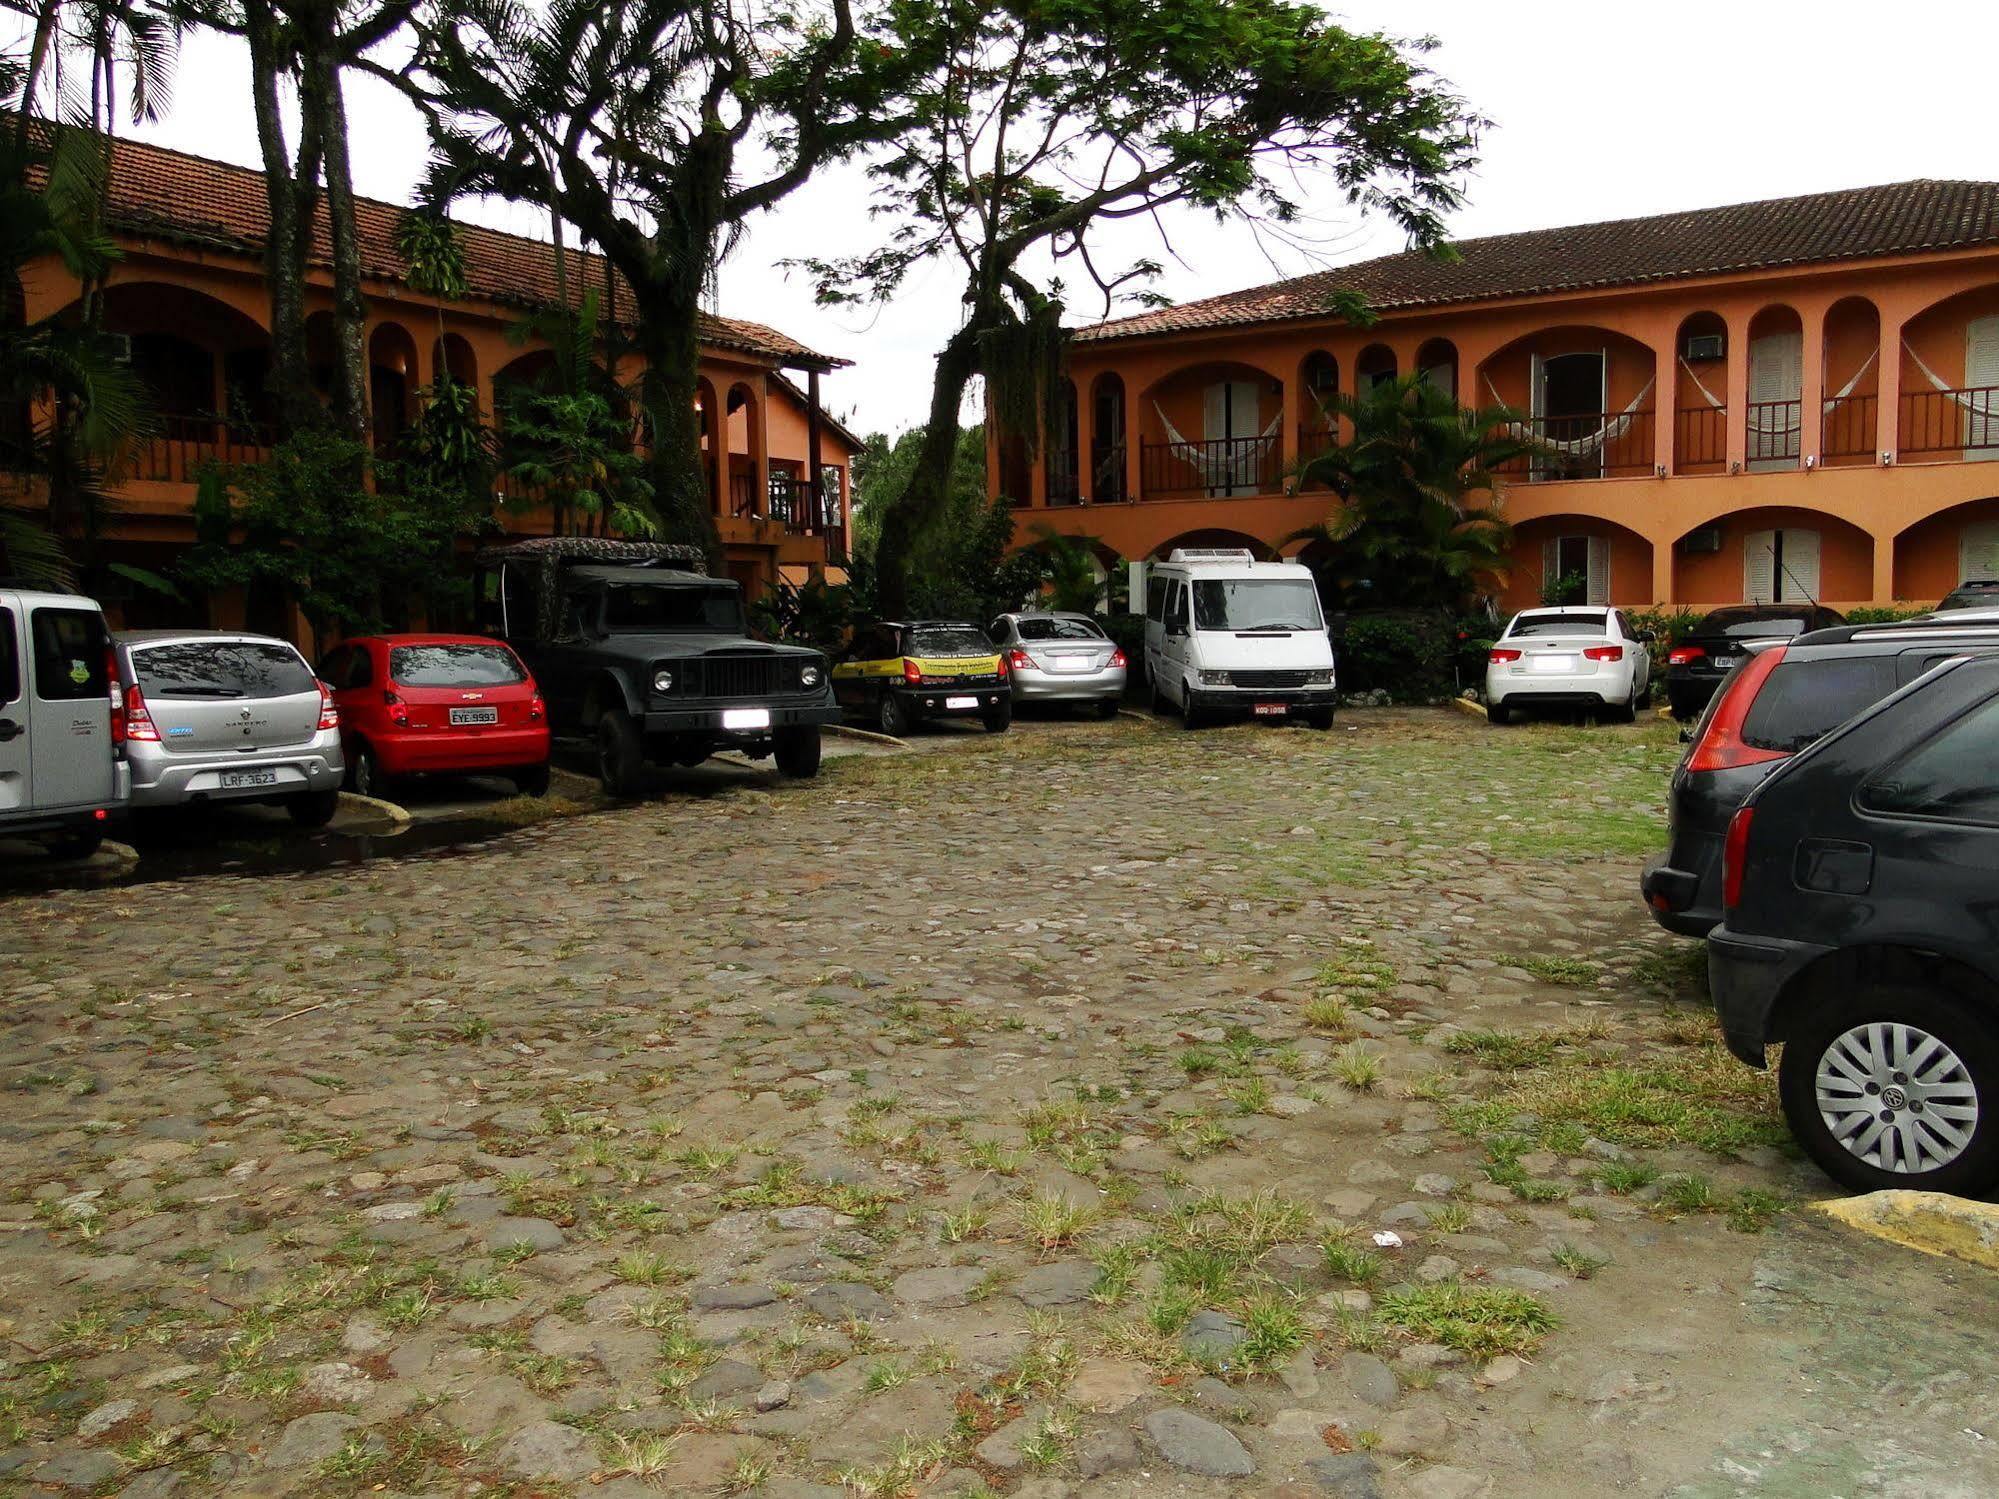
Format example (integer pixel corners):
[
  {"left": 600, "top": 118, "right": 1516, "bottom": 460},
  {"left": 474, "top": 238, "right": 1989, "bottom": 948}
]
[{"left": 3, "top": 709, "right": 1994, "bottom": 1499}]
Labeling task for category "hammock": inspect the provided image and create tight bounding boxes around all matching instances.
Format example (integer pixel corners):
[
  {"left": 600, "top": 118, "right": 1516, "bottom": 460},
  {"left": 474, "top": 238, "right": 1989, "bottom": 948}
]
[
  {"left": 1677, "top": 350, "right": 1880, "bottom": 444},
  {"left": 1151, "top": 402, "right": 1281, "bottom": 489},
  {"left": 1904, "top": 342, "right": 1999, "bottom": 411},
  {"left": 1482, "top": 374, "right": 1654, "bottom": 457}
]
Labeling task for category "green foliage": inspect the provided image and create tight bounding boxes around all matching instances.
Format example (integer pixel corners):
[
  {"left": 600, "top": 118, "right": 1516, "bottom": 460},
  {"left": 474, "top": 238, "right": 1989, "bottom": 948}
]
[
  {"left": 1845, "top": 605, "right": 1928, "bottom": 625},
  {"left": 500, "top": 387, "right": 655, "bottom": 539},
  {"left": 1540, "top": 570, "right": 1586, "bottom": 607},
  {"left": 1331, "top": 609, "right": 1465, "bottom": 700},
  {"left": 1028, "top": 526, "right": 1116, "bottom": 614},
  {"left": 1624, "top": 606, "right": 1703, "bottom": 679},
  {"left": 393, "top": 210, "right": 469, "bottom": 303},
  {"left": 750, "top": 573, "right": 861, "bottom": 656}
]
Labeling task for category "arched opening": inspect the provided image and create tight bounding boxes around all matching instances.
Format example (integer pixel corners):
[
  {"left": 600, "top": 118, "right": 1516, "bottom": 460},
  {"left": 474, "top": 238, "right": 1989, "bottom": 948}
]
[
  {"left": 1046, "top": 376, "right": 1080, "bottom": 505},
  {"left": 1477, "top": 325, "right": 1658, "bottom": 481},
  {"left": 1674, "top": 506, "right": 1873, "bottom": 607},
  {"left": 368, "top": 321, "right": 420, "bottom": 454},
  {"left": 1416, "top": 338, "right": 1458, "bottom": 400},
  {"left": 1148, "top": 527, "right": 1274, "bottom": 562},
  {"left": 1897, "top": 284, "right": 1999, "bottom": 462},
  {"left": 1298, "top": 351, "right": 1339, "bottom": 477},
  {"left": 1356, "top": 344, "right": 1397, "bottom": 392},
  {"left": 1089, "top": 372, "right": 1127, "bottom": 504},
  {"left": 1672, "top": 311, "right": 1729, "bottom": 473},
  {"left": 1140, "top": 360, "right": 1284, "bottom": 498},
  {"left": 1819, "top": 297, "right": 1880, "bottom": 466},
  {"left": 1895, "top": 494, "right": 1999, "bottom": 601},
  {"left": 695, "top": 377, "right": 722, "bottom": 513},
  {"left": 726, "top": 382, "right": 765, "bottom": 516},
  {"left": 432, "top": 333, "right": 477, "bottom": 390},
  {"left": 1506, "top": 513, "right": 1655, "bottom": 614},
  {"left": 1746, "top": 305, "right": 1804, "bottom": 471},
  {"left": 304, "top": 310, "right": 339, "bottom": 403}
]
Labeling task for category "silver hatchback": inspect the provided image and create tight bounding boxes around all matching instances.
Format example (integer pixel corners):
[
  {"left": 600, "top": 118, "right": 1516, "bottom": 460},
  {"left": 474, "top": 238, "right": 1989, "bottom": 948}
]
[
  {"left": 988, "top": 611, "right": 1128, "bottom": 716},
  {"left": 113, "top": 631, "right": 345, "bottom": 825}
]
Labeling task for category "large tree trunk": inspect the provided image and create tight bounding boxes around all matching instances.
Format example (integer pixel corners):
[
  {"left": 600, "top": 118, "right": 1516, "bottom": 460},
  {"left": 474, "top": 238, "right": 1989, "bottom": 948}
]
[
  {"left": 299, "top": 22, "right": 367, "bottom": 445},
  {"left": 245, "top": 0, "right": 323, "bottom": 435},
  {"left": 873, "top": 325, "right": 980, "bottom": 619},
  {"left": 632, "top": 278, "right": 721, "bottom": 568}
]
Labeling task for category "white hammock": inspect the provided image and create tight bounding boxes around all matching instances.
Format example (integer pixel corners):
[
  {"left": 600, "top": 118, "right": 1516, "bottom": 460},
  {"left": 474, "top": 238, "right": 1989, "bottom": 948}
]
[
  {"left": 1677, "top": 350, "right": 1879, "bottom": 443},
  {"left": 1483, "top": 374, "right": 1654, "bottom": 457},
  {"left": 1151, "top": 402, "right": 1281, "bottom": 489},
  {"left": 1904, "top": 342, "right": 1999, "bottom": 411}
]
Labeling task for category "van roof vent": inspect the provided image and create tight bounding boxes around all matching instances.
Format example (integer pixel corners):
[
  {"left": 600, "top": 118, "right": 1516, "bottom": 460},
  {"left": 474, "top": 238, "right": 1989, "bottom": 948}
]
[{"left": 1166, "top": 548, "right": 1258, "bottom": 564}]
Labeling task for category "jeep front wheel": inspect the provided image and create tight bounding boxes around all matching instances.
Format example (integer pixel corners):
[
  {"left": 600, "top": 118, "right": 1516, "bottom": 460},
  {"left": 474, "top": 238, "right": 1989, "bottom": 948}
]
[
  {"left": 597, "top": 708, "right": 645, "bottom": 798},
  {"left": 774, "top": 725, "right": 822, "bottom": 778}
]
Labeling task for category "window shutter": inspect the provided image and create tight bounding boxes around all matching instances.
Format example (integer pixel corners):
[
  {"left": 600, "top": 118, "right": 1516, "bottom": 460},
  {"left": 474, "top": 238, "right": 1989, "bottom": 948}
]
[
  {"left": 1960, "top": 521, "right": 1999, "bottom": 582},
  {"left": 1966, "top": 317, "right": 1999, "bottom": 459},
  {"left": 1777, "top": 529, "right": 1821, "bottom": 601},
  {"left": 1749, "top": 333, "right": 1804, "bottom": 466},
  {"left": 1744, "top": 529, "right": 1776, "bottom": 604},
  {"left": 1202, "top": 382, "right": 1228, "bottom": 444},
  {"left": 1586, "top": 537, "right": 1612, "bottom": 605}
]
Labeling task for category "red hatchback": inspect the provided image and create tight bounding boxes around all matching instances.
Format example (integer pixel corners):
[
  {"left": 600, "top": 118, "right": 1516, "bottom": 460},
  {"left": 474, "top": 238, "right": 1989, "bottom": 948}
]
[{"left": 318, "top": 634, "right": 551, "bottom": 798}]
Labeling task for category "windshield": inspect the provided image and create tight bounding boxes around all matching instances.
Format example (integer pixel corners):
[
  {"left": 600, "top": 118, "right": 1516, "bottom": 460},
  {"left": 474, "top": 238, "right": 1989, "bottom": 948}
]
[
  {"left": 1016, "top": 617, "right": 1105, "bottom": 642},
  {"left": 132, "top": 640, "right": 314, "bottom": 699},
  {"left": 390, "top": 643, "right": 525, "bottom": 687},
  {"left": 1192, "top": 579, "right": 1322, "bottom": 632},
  {"left": 910, "top": 627, "right": 993, "bottom": 657},
  {"left": 602, "top": 583, "right": 745, "bottom": 634},
  {"left": 1508, "top": 613, "right": 1610, "bottom": 638}
]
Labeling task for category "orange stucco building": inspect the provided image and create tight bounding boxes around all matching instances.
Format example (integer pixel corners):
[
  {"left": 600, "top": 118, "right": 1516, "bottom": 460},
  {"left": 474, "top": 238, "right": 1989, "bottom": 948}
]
[
  {"left": 11, "top": 132, "right": 859, "bottom": 635},
  {"left": 1001, "top": 181, "right": 1999, "bottom": 613}
]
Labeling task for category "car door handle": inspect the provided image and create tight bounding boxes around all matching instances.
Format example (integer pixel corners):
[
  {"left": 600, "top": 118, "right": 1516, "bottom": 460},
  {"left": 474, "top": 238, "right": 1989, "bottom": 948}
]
[{"left": 0, "top": 719, "right": 20, "bottom": 742}]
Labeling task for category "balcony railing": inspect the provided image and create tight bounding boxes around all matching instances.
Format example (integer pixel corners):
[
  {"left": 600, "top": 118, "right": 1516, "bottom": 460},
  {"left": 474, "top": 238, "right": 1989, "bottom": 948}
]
[
  {"left": 1822, "top": 393, "right": 1878, "bottom": 461},
  {"left": 1746, "top": 399, "right": 1802, "bottom": 467},
  {"left": 1141, "top": 433, "right": 1281, "bottom": 498},
  {"left": 1674, "top": 406, "right": 1726, "bottom": 472},
  {"left": 1089, "top": 440, "right": 1126, "bottom": 504},
  {"left": 126, "top": 414, "right": 275, "bottom": 484},
  {"left": 1497, "top": 409, "right": 1655, "bottom": 481},
  {"left": 1900, "top": 386, "right": 1999, "bottom": 458}
]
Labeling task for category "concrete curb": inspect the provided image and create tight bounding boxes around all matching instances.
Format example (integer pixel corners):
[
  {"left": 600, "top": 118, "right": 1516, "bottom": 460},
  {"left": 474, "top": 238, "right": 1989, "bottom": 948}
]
[
  {"left": 1812, "top": 1189, "right": 1999, "bottom": 1271},
  {"left": 336, "top": 792, "right": 413, "bottom": 835},
  {"left": 1116, "top": 707, "right": 1155, "bottom": 723},
  {"left": 824, "top": 724, "right": 909, "bottom": 749},
  {"left": 1450, "top": 696, "right": 1489, "bottom": 720}
]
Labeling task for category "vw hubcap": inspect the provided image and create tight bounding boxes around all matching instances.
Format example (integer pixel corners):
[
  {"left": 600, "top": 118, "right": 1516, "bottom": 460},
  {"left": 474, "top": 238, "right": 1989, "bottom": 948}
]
[{"left": 1816, "top": 1021, "right": 1980, "bottom": 1175}]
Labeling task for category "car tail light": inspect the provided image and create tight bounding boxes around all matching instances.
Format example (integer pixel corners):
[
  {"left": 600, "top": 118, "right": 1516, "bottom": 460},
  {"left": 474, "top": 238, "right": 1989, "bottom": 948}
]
[
  {"left": 996, "top": 653, "right": 1010, "bottom": 679},
  {"left": 1488, "top": 647, "right": 1522, "bottom": 663},
  {"left": 383, "top": 688, "right": 408, "bottom": 726},
  {"left": 903, "top": 658, "right": 923, "bottom": 685},
  {"left": 1684, "top": 646, "right": 1788, "bottom": 774},
  {"left": 1583, "top": 645, "right": 1623, "bottom": 662},
  {"left": 1722, "top": 805, "right": 1755, "bottom": 911},
  {"left": 528, "top": 693, "right": 545, "bottom": 722},
  {"left": 316, "top": 680, "right": 339, "bottom": 731},
  {"left": 118, "top": 681, "right": 160, "bottom": 743},
  {"left": 1668, "top": 646, "right": 1706, "bottom": 666},
  {"left": 1007, "top": 649, "right": 1032, "bottom": 673},
  {"left": 1109, "top": 648, "right": 1128, "bottom": 669}
]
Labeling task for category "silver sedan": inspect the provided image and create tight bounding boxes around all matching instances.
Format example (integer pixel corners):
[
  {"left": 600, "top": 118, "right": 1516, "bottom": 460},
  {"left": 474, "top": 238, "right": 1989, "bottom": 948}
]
[{"left": 988, "top": 612, "right": 1128, "bottom": 717}]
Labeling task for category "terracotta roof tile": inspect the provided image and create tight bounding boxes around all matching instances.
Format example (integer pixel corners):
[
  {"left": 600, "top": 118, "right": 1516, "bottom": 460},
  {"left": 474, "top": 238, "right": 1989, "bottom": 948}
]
[
  {"left": 1077, "top": 180, "right": 1999, "bottom": 343},
  {"left": 88, "top": 129, "right": 842, "bottom": 368}
]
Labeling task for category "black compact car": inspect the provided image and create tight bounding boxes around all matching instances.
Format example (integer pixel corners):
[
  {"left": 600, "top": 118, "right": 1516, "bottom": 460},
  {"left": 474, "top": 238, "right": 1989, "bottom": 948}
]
[
  {"left": 1935, "top": 578, "right": 1999, "bottom": 613},
  {"left": 1709, "top": 650, "right": 1999, "bottom": 1197},
  {"left": 472, "top": 538, "right": 841, "bottom": 796},
  {"left": 1664, "top": 604, "right": 1845, "bottom": 720},
  {"left": 1643, "top": 615, "right": 1999, "bottom": 937}
]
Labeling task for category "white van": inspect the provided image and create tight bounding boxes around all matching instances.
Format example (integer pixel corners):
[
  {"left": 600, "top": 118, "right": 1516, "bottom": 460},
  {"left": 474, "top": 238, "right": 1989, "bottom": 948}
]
[
  {"left": 1140, "top": 549, "right": 1338, "bottom": 728},
  {"left": 0, "top": 586, "right": 126, "bottom": 858}
]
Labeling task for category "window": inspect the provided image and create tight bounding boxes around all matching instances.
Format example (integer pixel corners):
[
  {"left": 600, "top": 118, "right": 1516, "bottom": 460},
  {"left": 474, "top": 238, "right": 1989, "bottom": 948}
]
[
  {"left": 1145, "top": 575, "right": 1167, "bottom": 623},
  {"left": 0, "top": 608, "right": 18, "bottom": 704},
  {"left": 29, "top": 608, "right": 108, "bottom": 701},
  {"left": 1165, "top": 582, "right": 1188, "bottom": 631},
  {"left": 344, "top": 648, "right": 375, "bottom": 690},
  {"left": 1192, "top": 578, "right": 1322, "bottom": 632},
  {"left": 556, "top": 589, "right": 598, "bottom": 641},
  {"left": 602, "top": 583, "right": 744, "bottom": 634},
  {"left": 909, "top": 626, "right": 993, "bottom": 657},
  {"left": 1744, "top": 529, "right": 1820, "bottom": 604},
  {"left": 1862, "top": 693, "right": 1999, "bottom": 824},
  {"left": 1016, "top": 617, "right": 1106, "bottom": 642},
  {"left": 390, "top": 643, "right": 524, "bottom": 687},
  {"left": 131, "top": 640, "right": 314, "bottom": 700},
  {"left": 1507, "top": 613, "right": 1611, "bottom": 639},
  {"left": 1541, "top": 536, "right": 1609, "bottom": 605},
  {"left": 1739, "top": 657, "right": 1896, "bottom": 754}
]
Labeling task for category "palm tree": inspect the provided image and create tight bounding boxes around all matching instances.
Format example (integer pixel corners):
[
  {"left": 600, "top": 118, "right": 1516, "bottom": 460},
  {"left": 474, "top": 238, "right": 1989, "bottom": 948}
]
[
  {"left": 1287, "top": 374, "right": 1539, "bottom": 611},
  {"left": 1029, "top": 525, "right": 1114, "bottom": 614}
]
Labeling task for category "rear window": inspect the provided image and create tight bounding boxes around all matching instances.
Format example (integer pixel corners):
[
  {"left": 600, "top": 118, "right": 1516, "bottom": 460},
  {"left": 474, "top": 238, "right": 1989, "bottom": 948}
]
[
  {"left": 1862, "top": 693, "right": 1999, "bottom": 824},
  {"left": 1739, "top": 656, "right": 1897, "bottom": 753},
  {"left": 1016, "top": 617, "right": 1105, "bottom": 642},
  {"left": 390, "top": 643, "right": 525, "bottom": 687},
  {"left": 0, "top": 610, "right": 18, "bottom": 704},
  {"left": 1697, "top": 611, "right": 1811, "bottom": 640},
  {"left": 132, "top": 640, "right": 315, "bottom": 700},
  {"left": 1507, "top": 613, "right": 1608, "bottom": 638},
  {"left": 910, "top": 627, "right": 993, "bottom": 657},
  {"left": 30, "top": 608, "right": 108, "bottom": 701}
]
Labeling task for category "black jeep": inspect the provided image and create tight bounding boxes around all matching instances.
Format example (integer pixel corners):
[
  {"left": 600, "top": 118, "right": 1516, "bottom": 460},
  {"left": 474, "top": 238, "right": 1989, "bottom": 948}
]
[{"left": 473, "top": 539, "right": 840, "bottom": 795}]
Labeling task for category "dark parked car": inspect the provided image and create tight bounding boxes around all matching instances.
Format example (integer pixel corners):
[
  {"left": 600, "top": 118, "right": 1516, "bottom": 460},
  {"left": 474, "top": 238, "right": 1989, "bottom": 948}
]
[
  {"left": 472, "top": 538, "right": 840, "bottom": 796},
  {"left": 1709, "top": 650, "right": 1999, "bottom": 1196},
  {"left": 1934, "top": 578, "right": 1999, "bottom": 613},
  {"left": 1643, "top": 615, "right": 1999, "bottom": 936},
  {"left": 1664, "top": 604, "right": 1845, "bottom": 720}
]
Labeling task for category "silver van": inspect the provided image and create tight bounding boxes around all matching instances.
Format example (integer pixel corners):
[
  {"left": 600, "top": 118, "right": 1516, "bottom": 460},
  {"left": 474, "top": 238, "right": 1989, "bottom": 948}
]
[
  {"left": 0, "top": 586, "right": 125, "bottom": 858},
  {"left": 112, "top": 631, "right": 344, "bottom": 826}
]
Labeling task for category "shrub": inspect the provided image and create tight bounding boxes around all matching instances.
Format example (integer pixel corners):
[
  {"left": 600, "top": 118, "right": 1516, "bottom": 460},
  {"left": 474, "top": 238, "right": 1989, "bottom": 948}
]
[{"left": 1330, "top": 608, "right": 1458, "bottom": 700}]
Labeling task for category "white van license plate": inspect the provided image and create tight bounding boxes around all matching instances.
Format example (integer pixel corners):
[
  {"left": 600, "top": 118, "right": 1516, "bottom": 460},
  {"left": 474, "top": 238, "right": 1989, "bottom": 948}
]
[
  {"left": 220, "top": 770, "right": 279, "bottom": 790},
  {"left": 1253, "top": 702, "right": 1288, "bottom": 716},
  {"left": 450, "top": 706, "right": 499, "bottom": 726},
  {"left": 945, "top": 695, "right": 979, "bottom": 710},
  {"left": 722, "top": 707, "right": 771, "bottom": 730}
]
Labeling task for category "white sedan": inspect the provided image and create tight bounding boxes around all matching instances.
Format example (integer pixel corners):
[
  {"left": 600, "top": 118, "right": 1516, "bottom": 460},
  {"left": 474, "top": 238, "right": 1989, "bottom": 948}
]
[{"left": 1485, "top": 606, "right": 1652, "bottom": 724}]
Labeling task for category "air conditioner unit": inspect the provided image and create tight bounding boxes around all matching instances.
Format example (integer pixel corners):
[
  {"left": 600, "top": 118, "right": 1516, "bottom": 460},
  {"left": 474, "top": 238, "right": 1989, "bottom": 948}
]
[
  {"left": 1682, "top": 332, "right": 1725, "bottom": 363},
  {"left": 1167, "top": 548, "right": 1258, "bottom": 564},
  {"left": 104, "top": 333, "right": 133, "bottom": 364},
  {"left": 1680, "top": 526, "right": 1723, "bottom": 555}
]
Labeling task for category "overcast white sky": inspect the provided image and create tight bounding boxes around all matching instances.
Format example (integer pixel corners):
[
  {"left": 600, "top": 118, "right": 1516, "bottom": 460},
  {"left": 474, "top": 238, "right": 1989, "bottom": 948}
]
[{"left": 25, "top": 0, "right": 1999, "bottom": 436}]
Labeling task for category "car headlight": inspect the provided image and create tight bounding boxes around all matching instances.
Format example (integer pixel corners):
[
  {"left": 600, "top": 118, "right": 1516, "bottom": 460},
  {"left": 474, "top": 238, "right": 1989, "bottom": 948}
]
[
  {"left": 800, "top": 664, "right": 822, "bottom": 689},
  {"left": 651, "top": 669, "right": 674, "bottom": 694},
  {"left": 1304, "top": 669, "right": 1336, "bottom": 685},
  {"left": 1198, "top": 669, "right": 1233, "bottom": 686}
]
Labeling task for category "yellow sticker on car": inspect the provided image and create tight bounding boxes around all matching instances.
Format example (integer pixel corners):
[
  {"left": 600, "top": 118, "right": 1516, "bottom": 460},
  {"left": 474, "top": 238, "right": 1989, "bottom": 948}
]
[{"left": 908, "top": 656, "right": 1001, "bottom": 678}]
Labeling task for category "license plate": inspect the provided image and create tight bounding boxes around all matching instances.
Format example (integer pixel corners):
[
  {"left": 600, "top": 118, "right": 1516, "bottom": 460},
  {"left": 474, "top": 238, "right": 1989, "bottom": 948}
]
[
  {"left": 1711, "top": 655, "right": 1741, "bottom": 670},
  {"left": 1253, "top": 702, "right": 1288, "bottom": 716},
  {"left": 722, "top": 707, "right": 771, "bottom": 730},
  {"left": 220, "top": 769, "right": 278, "bottom": 790},
  {"left": 450, "top": 706, "right": 499, "bottom": 726},
  {"left": 945, "top": 695, "right": 979, "bottom": 709},
  {"left": 1531, "top": 655, "right": 1576, "bottom": 673},
  {"left": 1047, "top": 658, "right": 1090, "bottom": 673}
]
